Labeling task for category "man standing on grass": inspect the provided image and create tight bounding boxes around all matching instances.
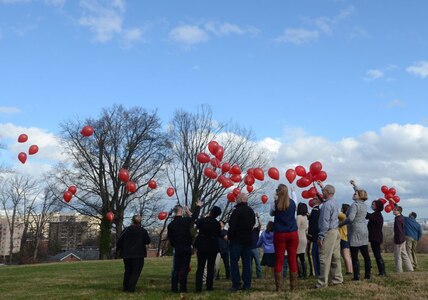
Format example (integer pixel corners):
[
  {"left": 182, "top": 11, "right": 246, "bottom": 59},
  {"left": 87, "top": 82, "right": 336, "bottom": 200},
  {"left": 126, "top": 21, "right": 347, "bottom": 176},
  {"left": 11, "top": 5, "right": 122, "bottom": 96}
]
[
  {"left": 116, "top": 215, "right": 151, "bottom": 293},
  {"left": 315, "top": 183, "right": 343, "bottom": 288},
  {"left": 393, "top": 206, "right": 414, "bottom": 273},
  {"left": 404, "top": 211, "right": 423, "bottom": 270},
  {"left": 167, "top": 200, "right": 202, "bottom": 293}
]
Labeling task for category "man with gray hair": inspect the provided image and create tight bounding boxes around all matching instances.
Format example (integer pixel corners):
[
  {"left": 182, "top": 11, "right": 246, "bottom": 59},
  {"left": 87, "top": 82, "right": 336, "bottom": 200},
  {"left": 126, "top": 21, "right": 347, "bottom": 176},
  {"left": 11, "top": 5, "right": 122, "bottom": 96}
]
[
  {"left": 227, "top": 192, "right": 256, "bottom": 291},
  {"left": 116, "top": 215, "right": 151, "bottom": 293},
  {"left": 315, "top": 182, "right": 343, "bottom": 288}
]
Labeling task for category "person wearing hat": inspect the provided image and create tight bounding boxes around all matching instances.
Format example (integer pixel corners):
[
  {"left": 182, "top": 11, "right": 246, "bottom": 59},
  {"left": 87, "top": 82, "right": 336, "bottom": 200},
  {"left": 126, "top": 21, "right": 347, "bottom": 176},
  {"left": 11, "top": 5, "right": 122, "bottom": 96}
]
[{"left": 194, "top": 205, "right": 222, "bottom": 292}]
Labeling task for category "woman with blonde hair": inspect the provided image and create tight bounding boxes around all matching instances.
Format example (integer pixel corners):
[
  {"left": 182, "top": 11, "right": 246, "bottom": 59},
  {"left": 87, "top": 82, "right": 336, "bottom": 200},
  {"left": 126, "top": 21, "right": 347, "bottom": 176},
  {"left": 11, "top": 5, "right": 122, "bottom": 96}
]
[
  {"left": 338, "top": 204, "right": 353, "bottom": 275},
  {"left": 339, "top": 180, "right": 372, "bottom": 281},
  {"left": 270, "top": 184, "right": 298, "bottom": 292}
]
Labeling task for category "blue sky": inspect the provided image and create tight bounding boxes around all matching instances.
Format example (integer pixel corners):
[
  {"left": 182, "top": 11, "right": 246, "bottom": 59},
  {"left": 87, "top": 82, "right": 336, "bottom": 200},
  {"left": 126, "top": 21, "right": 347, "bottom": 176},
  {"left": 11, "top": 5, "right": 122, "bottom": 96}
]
[{"left": 1, "top": 0, "right": 428, "bottom": 218}]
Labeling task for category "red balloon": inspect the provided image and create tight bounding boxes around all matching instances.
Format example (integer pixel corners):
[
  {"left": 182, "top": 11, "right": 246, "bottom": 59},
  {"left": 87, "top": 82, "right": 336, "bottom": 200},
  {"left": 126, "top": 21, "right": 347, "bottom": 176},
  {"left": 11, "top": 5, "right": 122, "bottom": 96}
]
[
  {"left": 300, "top": 177, "right": 312, "bottom": 188},
  {"left": 385, "top": 193, "right": 393, "bottom": 200},
  {"left": 261, "top": 195, "right": 268, "bottom": 204},
  {"left": 18, "top": 134, "right": 28, "bottom": 143},
  {"left": 247, "top": 168, "right": 255, "bottom": 176},
  {"left": 18, "top": 152, "right": 27, "bottom": 164},
  {"left": 148, "top": 180, "right": 157, "bottom": 189},
  {"left": 308, "top": 187, "right": 317, "bottom": 198},
  {"left": 227, "top": 193, "right": 236, "bottom": 202},
  {"left": 301, "top": 190, "right": 310, "bottom": 199},
  {"left": 106, "top": 212, "right": 114, "bottom": 222},
  {"left": 197, "top": 152, "right": 210, "bottom": 164},
  {"left": 296, "top": 178, "right": 304, "bottom": 188},
  {"left": 244, "top": 175, "right": 255, "bottom": 186},
  {"left": 268, "top": 167, "right": 279, "bottom": 180},
  {"left": 158, "top": 212, "right": 168, "bottom": 220},
  {"left": 392, "top": 195, "right": 400, "bottom": 203},
  {"left": 217, "top": 175, "right": 226, "bottom": 184},
  {"left": 295, "top": 165, "right": 306, "bottom": 177},
  {"left": 28, "top": 145, "right": 39, "bottom": 155},
  {"left": 63, "top": 191, "right": 73, "bottom": 202},
  {"left": 208, "top": 141, "right": 220, "bottom": 156},
  {"left": 233, "top": 188, "right": 241, "bottom": 196},
  {"left": 68, "top": 186, "right": 77, "bottom": 195},
  {"left": 384, "top": 204, "right": 393, "bottom": 213},
  {"left": 230, "top": 165, "right": 242, "bottom": 175},
  {"left": 118, "top": 169, "right": 130, "bottom": 183},
  {"left": 379, "top": 198, "right": 387, "bottom": 204},
  {"left": 221, "top": 162, "right": 231, "bottom": 173},
  {"left": 309, "top": 161, "right": 322, "bottom": 175},
  {"left": 285, "top": 169, "right": 296, "bottom": 184},
  {"left": 381, "top": 185, "right": 389, "bottom": 194},
  {"left": 229, "top": 174, "right": 240, "bottom": 182},
  {"left": 253, "top": 168, "right": 264, "bottom": 181},
  {"left": 209, "top": 170, "right": 218, "bottom": 179},
  {"left": 388, "top": 188, "right": 396, "bottom": 196},
  {"left": 204, "top": 167, "right": 215, "bottom": 178},
  {"left": 314, "top": 171, "right": 327, "bottom": 182},
  {"left": 246, "top": 185, "right": 254, "bottom": 193},
  {"left": 221, "top": 178, "right": 234, "bottom": 189},
  {"left": 305, "top": 172, "right": 314, "bottom": 183},
  {"left": 80, "top": 125, "right": 94, "bottom": 137},
  {"left": 166, "top": 187, "right": 175, "bottom": 197},
  {"left": 308, "top": 198, "right": 316, "bottom": 208},
  {"left": 210, "top": 157, "right": 221, "bottom": 168},
  {"left": 126, "top": 181, "right": 137, "bottom": 193},
  {"left": 215, "top": 146, "right": 224, "bottom": 161}
]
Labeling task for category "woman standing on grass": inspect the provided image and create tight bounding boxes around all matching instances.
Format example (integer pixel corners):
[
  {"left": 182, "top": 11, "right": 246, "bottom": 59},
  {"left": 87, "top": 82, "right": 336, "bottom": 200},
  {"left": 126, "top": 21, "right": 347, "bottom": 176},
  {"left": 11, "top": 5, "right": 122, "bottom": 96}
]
[
  {"left": 296, "top": 203, "right": 309, "bottom": 278},
  {"left": 338, "top": 204, "right": 353, "bottom": 275},
  {"left": 366, "top": 199, "right": 386, "bottom": 276},
  {"left": 270, "top": 184, "right": 299, "bottom": 292},
  {"left": 339, "top": 180, "right": 372, "bottom": 281}
]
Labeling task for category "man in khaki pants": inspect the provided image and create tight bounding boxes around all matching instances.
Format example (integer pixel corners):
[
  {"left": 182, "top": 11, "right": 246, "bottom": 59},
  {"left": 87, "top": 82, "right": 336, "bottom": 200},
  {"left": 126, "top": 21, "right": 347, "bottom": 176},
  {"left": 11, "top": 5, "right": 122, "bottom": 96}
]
[{"left": 315, "top": 183, "right": 343, "bottom": 288}]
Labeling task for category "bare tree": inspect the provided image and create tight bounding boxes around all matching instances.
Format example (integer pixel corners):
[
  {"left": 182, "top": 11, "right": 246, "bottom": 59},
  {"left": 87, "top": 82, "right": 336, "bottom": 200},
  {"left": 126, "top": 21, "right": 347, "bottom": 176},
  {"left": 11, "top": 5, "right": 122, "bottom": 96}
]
[
  {"left": 28, "top": 187, "right": 61, "bottom": 261},
  {"left": 54, "top": 104, "right": 170, "bottom": 259},
  {"left": 0, "top": 175, "right": 38, "bottom": 264},
  {"left": 166, "top": 105, "right": 270, "bottom": 222}
]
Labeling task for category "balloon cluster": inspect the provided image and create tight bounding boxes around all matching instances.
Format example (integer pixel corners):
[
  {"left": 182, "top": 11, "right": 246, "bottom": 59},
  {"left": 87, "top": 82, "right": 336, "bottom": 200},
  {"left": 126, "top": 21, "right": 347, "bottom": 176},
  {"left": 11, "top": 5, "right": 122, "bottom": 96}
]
[
  {"left": 379, "top": 185, "right": 400, "bottom": 213},
  {"left": 118, "top": 168, "right": 138, "bottom": 193},
  {"left": 285, "top": 162, "right": 327, "bottom": 199},
  {"left": 17, "top": 133, "right": 39, "bottom": 164},
  {"left": 63, "top": 185, "right": 77, "bottom": 203}
]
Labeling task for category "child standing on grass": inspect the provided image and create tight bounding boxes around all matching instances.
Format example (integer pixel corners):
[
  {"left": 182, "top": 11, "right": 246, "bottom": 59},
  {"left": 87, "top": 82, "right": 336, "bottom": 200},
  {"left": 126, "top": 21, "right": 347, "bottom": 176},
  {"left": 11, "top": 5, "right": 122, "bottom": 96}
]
[{"left": 257, "top": 221, "right": 276, "bottom": 278}]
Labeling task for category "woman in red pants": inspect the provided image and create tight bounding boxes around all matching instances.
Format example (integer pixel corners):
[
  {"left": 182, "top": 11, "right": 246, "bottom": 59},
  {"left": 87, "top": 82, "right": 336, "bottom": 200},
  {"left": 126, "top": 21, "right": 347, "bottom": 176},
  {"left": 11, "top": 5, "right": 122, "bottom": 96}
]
[{"left": 270, "top": 183, "right": 299, "bottom": 292}]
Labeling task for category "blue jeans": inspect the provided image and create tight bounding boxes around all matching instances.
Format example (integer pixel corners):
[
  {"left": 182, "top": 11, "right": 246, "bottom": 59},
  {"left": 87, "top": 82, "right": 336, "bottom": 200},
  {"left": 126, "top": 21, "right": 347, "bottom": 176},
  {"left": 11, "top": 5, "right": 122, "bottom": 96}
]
[
  {"left": 250, "top": 248, "right": 262, "bottom": 278},
  {"left": 312, "top": 242, "right": 320, "bottom": 277},
  {"left": 229, "top": 241, "right": 252, "bottom": 290}
]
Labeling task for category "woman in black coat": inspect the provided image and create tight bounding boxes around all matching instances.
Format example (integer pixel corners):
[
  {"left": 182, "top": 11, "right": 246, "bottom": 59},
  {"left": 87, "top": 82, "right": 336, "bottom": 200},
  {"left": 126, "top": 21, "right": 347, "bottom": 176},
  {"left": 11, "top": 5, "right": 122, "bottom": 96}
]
[
  {"left": 194, "top": 206, "right": 222, "bottom": 292},
  {"left": 366, "top": 199, "right": 386, "bottom": 276}
]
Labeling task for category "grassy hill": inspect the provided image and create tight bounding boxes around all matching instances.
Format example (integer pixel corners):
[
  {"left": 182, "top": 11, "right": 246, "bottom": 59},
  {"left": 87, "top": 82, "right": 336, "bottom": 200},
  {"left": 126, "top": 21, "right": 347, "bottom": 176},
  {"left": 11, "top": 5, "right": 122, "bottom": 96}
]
[{"left": 1, "top": 253, "right": 427, "bottom": 299}]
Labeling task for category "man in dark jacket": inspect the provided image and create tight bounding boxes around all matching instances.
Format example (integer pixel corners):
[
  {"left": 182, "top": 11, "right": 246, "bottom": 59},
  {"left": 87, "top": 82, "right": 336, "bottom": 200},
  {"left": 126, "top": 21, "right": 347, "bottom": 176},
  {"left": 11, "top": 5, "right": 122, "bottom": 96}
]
[
  {"left": 393, "top": 206, "right": 414, "bottom": 273},
  {"left": 116, "top": 215, "right": 151, "bottom": 293},
  {"left": 227, "top": 192, "right": 255, "bottom": 291},
  {"left": 194, "top": 206, "right": 222, "bottom": 292},
  {"left": 167, "top": 200, "right": 202, "bottom": 293}
]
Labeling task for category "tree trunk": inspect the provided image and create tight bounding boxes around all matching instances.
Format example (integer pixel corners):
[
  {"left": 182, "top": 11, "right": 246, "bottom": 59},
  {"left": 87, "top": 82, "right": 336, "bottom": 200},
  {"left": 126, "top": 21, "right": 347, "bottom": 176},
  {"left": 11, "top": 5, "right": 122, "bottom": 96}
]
[{"left": 99, "top": 218, "right": 112, "bottom": 260}]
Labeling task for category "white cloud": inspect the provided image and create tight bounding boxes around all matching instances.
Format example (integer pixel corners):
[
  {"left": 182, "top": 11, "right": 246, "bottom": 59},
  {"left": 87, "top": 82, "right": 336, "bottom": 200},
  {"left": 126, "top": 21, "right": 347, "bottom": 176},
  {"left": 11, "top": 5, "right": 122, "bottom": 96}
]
[
  {"left": 275, "top": 28, "right": 319, "bottom": 45},
  {"left": 406, "top": 61, "right": 428, "bottom": 78},
  {"left": 169, "top": 21, "right": 260, "bottom": 46},
  {"left": 78, "top": 0, "right": 143, "bottom": 46},
  {"left": 277, "top": 6, "right": 354, "bottom": 45},
  {"left": 169, "top": 25, "right": 209, "bottom": 45},
  {"left": 265, "top": 123, "right": 428, "bottom": 216},
  {"left": 0, "top": 106, "right": 21, "bottom": 114},
  {"left": 364, "top": 69, "right": 384, "bottom": 81},
  {"left": 387, "top": 99, "right": 405, "bottom": 108}
]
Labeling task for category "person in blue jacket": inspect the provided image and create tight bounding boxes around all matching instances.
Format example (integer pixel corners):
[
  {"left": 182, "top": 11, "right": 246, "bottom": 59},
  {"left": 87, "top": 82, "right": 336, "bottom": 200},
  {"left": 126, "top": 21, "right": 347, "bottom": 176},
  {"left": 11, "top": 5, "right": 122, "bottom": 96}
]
[{"left": 404, "top": 211, "right": 423, "bottom": 270}]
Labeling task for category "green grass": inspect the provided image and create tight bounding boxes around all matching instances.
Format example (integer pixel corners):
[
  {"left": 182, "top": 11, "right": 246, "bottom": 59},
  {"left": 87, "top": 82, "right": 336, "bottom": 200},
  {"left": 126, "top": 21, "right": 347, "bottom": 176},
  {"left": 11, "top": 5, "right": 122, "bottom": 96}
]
[{"left": 1, "top": 254, "right": 427, "bottom": 299}]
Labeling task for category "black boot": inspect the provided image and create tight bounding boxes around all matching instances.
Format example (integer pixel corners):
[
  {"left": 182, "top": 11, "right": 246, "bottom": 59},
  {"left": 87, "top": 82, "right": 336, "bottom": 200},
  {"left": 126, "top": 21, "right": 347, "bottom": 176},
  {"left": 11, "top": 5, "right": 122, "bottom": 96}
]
[
  {"left": 364, "top": 258, "right": 371, "bottom": 279},
  {"left": 377, "top": 258, "right": 386, "bottom": 276},
  {"left": 302, "top": 259, "right": 307, "bottom": 278},
  {"left": 353, "top": 263, "right": 360, "bottom": 281}
]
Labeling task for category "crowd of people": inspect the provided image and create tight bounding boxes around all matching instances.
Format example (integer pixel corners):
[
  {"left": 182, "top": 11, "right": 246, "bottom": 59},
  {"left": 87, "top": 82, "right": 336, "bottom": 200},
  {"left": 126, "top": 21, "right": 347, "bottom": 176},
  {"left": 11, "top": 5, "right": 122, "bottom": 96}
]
[{"left": 115, "top": 180, "right": 423, "bottom": 294}]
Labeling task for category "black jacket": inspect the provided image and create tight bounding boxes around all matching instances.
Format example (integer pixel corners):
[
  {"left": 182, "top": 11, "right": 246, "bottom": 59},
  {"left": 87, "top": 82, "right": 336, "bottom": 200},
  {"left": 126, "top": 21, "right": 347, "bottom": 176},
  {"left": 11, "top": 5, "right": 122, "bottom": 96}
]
[
  {"left": 194, "top": 216, "right": 221, "bottom": 253},
  {"left": 366, "top": 211, "right": 384, "bottom": 243},
  {"left": 218, "top": 229, "right": 229, "bottom": 254},
  {"left": 167, "top": 207, "right": 201, "bottom": 253},
  {"left": 116, "top": 224, "right": 151, "bottom": 258},
  {"left": 308, "top": 205, "right": 320, "bottom": 242},
  {"left": 227, "top": 202, "right": 255, "bottom": 246}
]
